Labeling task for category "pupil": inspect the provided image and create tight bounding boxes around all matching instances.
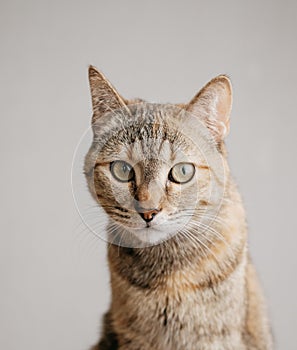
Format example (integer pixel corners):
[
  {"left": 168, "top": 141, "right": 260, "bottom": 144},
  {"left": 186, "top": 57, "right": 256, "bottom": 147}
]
[{"left": 182, "top": 166, "right": 186, "bottom": 175}]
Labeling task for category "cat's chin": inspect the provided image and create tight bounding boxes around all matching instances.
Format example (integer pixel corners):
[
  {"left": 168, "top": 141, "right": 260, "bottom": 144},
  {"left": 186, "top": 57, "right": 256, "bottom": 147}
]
[
  {"left": 130, "top": 227, "right": 175, "bottom": 246},
  {"left": 108, "top": 217, "right": 190, "bottom": 247},
  {"left": 108, "top": 221, "right": 177, "bottom": 247}
]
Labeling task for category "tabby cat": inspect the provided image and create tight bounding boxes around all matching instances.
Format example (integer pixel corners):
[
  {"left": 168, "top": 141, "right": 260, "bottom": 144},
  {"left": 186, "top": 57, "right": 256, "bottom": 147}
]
[{"left": 84, "top": 66, "right": 273, "bottom": 350}]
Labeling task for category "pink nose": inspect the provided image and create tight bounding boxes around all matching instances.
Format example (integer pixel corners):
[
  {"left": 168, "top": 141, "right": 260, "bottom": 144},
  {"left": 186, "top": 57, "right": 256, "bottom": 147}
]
[{"left": 138, "top": 208, "right": 160, "bottom": 223}]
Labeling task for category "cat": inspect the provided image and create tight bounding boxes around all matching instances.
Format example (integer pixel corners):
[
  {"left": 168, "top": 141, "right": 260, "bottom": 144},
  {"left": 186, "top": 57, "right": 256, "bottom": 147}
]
[{"left": 84, "top": 66, "right": 273, "bottom": 350}]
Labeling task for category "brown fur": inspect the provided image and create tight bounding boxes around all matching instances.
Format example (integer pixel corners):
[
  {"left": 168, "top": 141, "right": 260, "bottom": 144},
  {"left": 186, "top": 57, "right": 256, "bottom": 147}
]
[{"left": 85, "top": 66, "right": 273, "bottom": 349}]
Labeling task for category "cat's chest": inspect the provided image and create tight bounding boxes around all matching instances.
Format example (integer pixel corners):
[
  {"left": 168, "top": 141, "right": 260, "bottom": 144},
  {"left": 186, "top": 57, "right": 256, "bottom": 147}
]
[
  {"left": 150, "top": 282, "right": 246, "bottom": 349},
  {"left": 112, "top": 260, "right": 247, "bottom": 350}
]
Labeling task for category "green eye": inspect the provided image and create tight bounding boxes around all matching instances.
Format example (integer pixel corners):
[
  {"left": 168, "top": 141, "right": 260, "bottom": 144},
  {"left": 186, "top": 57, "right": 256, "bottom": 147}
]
[
  {"left": 110, "top": 161, "right": 134, "bottom": 182},
  {"left": 169, "top": 163, "right": 195, "bottom": 184}
]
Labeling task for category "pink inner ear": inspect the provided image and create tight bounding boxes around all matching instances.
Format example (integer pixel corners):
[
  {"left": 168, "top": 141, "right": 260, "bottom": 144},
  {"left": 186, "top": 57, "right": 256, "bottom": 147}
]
[
  {"left": 217, "top": 94, "right": 230, "bottom": 121},
  {"left": 186, "top": 76, "right": 233, "bottom": 141},
  {"left": 216, "top": 87, "right": 232, "bottom": 137}
]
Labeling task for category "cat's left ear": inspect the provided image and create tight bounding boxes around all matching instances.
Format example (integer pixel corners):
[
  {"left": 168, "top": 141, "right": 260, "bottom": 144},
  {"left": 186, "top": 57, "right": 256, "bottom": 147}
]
[{"left": 185, "top": 75, "right": 232, "bottom": 141}]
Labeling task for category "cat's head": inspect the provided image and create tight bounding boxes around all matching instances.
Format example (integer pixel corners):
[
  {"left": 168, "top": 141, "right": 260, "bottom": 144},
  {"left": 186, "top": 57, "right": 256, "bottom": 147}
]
[{"left": 84, "top": 66, "right": 232, "bottom": 247}]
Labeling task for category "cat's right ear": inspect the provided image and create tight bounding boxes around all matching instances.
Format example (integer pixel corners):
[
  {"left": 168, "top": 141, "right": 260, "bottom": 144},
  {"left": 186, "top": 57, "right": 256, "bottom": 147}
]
[
  {"left": 88, "top": 66, "right": 129, "bottom": 123},
  {"left": 185, "top": 75, "right": 233, "bottom": 142}
]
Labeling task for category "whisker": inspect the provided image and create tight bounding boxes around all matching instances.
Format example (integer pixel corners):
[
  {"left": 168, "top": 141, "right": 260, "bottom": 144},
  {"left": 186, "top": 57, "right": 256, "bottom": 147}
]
[
  {"left": 184, "top": 228, "right": 221, "bottom": 264},
  {"left": 186, "top": 220, "right": 235, "bottom": 260},
  {"left": 180, "top": 229, "right": 208, "bottom": 259}
]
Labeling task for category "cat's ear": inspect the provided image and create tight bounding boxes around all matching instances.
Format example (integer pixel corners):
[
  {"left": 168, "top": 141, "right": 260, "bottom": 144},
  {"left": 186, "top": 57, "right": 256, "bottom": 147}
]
[
  {"left": 185, "top": 75, "right": 232, "bottom": 141},
  {"left": 88, "top": 65, "right": 129, "bottom": 123}
]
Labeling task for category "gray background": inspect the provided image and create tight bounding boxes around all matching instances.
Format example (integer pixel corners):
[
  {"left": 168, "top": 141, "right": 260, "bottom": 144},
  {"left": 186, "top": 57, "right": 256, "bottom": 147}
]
[{"left": 1, "top": 0, "right": 296, "bottom": 349}]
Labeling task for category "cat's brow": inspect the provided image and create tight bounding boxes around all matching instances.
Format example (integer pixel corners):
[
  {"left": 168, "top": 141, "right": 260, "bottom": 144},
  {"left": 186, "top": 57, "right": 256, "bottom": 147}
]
[
  {"left": 197, "top": 165, "right": 210, "bottom": 170},
  {"left": 94, "top": 161, "right": 110, "bottom": 167}
]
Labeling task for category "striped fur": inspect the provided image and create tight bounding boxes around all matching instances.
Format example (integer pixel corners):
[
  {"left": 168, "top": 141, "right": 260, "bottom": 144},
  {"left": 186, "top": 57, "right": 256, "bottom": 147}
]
[{"left": 85, "top": 67, "right": 273, "bottom": 350}]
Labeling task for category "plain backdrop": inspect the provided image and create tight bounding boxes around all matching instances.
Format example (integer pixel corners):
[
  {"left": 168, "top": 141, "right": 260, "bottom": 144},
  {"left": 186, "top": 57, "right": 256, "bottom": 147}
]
[{"left": 1, "top": 1, "right": 296, "bottom": 349}]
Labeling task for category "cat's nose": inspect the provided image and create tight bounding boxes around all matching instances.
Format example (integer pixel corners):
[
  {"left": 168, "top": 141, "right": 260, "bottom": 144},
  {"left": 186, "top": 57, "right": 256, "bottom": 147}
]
[
  {"left": 138, "top": 208, "right": 160, "bottom": 223},
  {"left": 134, "top": 201, "right": 161, "bottom": 223}
]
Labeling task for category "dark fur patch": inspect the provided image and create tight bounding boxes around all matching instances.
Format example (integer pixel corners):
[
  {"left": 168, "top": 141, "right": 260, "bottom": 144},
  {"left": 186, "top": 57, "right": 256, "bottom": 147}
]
[{"left": 95, "top": 312, "right": 118, "bottom": 350}]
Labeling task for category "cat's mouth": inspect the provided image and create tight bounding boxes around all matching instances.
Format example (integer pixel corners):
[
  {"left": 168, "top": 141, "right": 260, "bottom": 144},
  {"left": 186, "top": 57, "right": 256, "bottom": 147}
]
[
  {"left": 108, "top": 209, "right": 192, "bottom": 246},
  {"left": 101, "top": 202, "right": 198, "bottom": 246},
  {"left": 109, "top": 205, "right": 192, "bottom": 231},
  {"left": 145, "top": 221, "right": 154, "bottom": 228}
]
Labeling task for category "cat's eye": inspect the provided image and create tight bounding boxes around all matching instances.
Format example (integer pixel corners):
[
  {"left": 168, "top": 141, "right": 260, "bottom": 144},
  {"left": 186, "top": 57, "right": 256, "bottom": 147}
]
[
  {"left": 169, "top": 163, "right": 195, "bottom": 184},
  {"left": 110, "top": 160, "right": 134, "bottom": 182}
]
